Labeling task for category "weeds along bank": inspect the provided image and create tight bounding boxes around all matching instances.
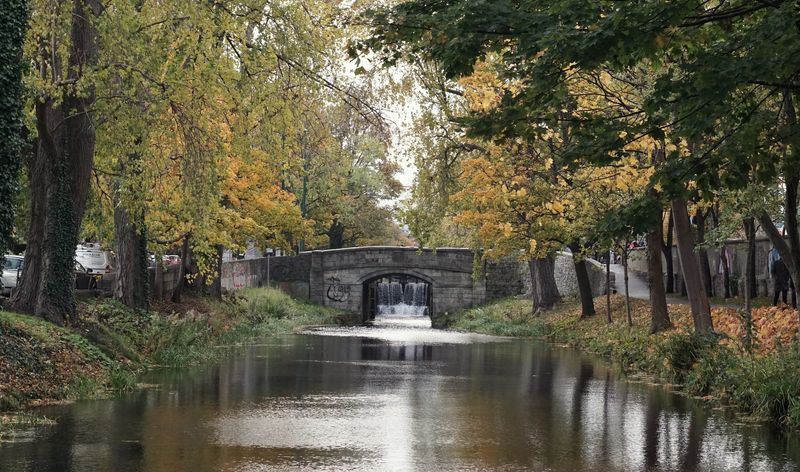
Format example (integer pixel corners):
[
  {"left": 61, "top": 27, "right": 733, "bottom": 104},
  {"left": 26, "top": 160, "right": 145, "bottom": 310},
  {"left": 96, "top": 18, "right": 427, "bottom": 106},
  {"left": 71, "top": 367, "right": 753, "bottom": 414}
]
[
  {"left": 0, "top": 288, "right": 357, "bottom": 412},
  {"left": 436, "top": 295, "right": 800, "bottom": 432}
]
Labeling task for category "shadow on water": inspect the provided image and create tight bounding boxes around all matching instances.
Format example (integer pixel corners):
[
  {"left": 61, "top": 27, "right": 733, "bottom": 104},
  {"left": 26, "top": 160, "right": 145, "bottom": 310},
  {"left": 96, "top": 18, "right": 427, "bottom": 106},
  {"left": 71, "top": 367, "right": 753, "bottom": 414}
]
[{"left": 2, "top": 317, "right": 800, "bottom": 471}]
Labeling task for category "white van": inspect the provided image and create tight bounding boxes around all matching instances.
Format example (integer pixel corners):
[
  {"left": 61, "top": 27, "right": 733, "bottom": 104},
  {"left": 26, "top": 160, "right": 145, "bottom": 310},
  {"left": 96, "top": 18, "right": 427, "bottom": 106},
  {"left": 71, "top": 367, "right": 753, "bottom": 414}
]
[
  {"left": 1, "top": 255, "right": 23, "bottom": 296},
  {"left": 75, "top": 244, "right": 116, "bottom": 275}
]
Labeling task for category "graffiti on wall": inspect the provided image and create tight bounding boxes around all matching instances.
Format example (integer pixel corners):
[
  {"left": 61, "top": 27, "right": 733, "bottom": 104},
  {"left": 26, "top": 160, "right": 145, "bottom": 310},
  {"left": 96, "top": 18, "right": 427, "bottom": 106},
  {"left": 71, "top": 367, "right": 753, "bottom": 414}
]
[
  {"left": 326, "top": 276, "right": 351, "bottom": 302},
  {"left": 222, "top": 262, "right": 258, "bottom": 290}
]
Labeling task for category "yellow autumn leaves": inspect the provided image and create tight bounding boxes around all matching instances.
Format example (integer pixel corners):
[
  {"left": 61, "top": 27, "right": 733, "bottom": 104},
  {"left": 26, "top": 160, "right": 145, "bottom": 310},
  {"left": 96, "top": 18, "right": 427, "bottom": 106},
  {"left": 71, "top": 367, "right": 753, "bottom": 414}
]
[{"left": 446, "top": 60, "right": 655, "bottom": 261}]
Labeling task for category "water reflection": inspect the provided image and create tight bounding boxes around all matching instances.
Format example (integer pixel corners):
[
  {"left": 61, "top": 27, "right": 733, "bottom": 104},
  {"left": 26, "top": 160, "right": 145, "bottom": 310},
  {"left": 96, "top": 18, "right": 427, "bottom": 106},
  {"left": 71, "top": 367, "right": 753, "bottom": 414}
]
[{"left": 2, "top": 326, "right": 799, "bottom": 471}]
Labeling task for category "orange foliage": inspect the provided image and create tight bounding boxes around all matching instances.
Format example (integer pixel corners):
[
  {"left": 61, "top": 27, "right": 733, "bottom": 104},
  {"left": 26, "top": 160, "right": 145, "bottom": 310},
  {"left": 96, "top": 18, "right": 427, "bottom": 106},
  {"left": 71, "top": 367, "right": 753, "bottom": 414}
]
[{"left": 670, "top": 305, "right": 799, "bottom": 355}]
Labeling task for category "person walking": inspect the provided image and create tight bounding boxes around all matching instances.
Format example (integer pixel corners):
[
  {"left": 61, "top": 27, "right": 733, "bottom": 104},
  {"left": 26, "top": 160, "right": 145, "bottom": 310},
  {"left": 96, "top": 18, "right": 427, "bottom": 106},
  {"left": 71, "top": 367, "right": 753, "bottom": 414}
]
[{"left": 769, "top": 246, "right": 797, "bottom": 307}]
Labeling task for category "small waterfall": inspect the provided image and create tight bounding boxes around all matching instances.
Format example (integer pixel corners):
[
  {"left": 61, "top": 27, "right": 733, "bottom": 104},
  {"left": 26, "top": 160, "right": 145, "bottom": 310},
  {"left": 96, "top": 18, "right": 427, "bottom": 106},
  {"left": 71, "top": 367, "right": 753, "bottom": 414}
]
[{"left": 376, "top": 282, "right": 428, "bottom": 316}]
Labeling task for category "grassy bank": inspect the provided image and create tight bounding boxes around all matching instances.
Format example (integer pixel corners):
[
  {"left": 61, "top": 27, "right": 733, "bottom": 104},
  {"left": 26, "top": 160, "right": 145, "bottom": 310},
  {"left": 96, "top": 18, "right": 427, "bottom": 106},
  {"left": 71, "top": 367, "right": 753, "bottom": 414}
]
[
  {"left": 436, "top": 294, "right": 800, "bottom": 431},
  {"left": 0, "top": 288, "right": 357, "bottom": 428}
]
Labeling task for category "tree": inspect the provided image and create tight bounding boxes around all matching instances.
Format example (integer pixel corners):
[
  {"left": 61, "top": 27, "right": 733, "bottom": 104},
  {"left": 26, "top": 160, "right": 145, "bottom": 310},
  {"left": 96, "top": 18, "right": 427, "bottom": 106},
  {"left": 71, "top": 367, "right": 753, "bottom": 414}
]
[
  {"left": 10, "top": 0, "right": 102, "bottom": 325},
  {"left": 283, "top": 101, "right": 404, "bottom": 250},
  {"left": 0, "top": 0, "right": 27, "bottom": 258},
  {"left": 357, "top": 0, "right": 800, "bottom": 333}
]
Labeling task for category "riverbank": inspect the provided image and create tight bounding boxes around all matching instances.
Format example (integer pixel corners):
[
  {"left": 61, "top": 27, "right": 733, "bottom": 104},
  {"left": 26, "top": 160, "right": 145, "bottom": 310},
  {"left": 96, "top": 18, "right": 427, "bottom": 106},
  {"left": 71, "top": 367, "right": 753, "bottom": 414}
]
[
  {"left": 435, "top": 294, "right": 800, "bottom": 431},
  {"left": 0, "top": 288, "right": 357, "bottom": 421}
]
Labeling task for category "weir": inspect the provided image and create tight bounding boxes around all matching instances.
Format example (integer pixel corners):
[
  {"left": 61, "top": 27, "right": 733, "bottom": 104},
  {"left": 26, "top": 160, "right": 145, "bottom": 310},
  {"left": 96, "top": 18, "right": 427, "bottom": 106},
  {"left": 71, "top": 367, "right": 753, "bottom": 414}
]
[{"left": 376, "top": 281, "right": 429, "bottom": 316}]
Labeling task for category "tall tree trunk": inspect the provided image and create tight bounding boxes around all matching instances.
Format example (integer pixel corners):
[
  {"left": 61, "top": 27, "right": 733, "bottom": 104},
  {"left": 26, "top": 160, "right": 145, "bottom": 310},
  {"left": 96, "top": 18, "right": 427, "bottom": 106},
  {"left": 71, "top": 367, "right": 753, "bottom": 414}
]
[
  {"left": 662, "top": 211, "right": 675, "bottom": 293},
  {"left": 113, "top": 201, "right": 148, "bottom": 309},
  {"left": 8, "top": 110, "right": 50, "bottom": 314},
  {"left": 780, "top": 90, "right": 800, "bottom": 340},
  {"left": 623, "top": 248, "right": 632, "bottom": 326},
  {"left": 171, "top": 234, "right": 190, "bottom": 303},
  {"left": 0, "top": 0, "right": 28, "bottom": 257},
  {"left": 671, "top": 197, "right": 713, "bottom": 333},
  {"left": 695, "top": 209, "right": 713, "bottom": 297},
  {"left": 113, "top": 150, "right": 149, "bottom": 309},
  {"left": 569, "top": 242, "right": 595, "bottom": 319},
  {"left": 529, "top": 255, "right": 560, "bottom": 315},
  {"left": 746, "top": 218, "right": 757, "bottom": 299},
  {"left": 720, "top": 244, "right": 731, "bottom": 299},
  {"left": 37, "top": 129, "right": 78, "bottom": 323},
  {"left": 328, "top": 219, "right": 345, "bottom": 249},
  {"left": 647, "top": 218, "right": 671, "bottom": 333},
  {"left": 210, "top": 244, "right": 223, "bottom": 298},
  {"left": 605, "top": 253, "right": 612, "bottom": 323},
  {"left": 743, "top": 218, "right": 755, "bottom": 349},
  {"left": 762, "top": 174, "right": 800, "bottom": 339},
  {"left": 710, "top": 206, "right": 732, "bottom": 299},
  {"left": 9, "top": 0, "right": 99, "bottom": 324}
]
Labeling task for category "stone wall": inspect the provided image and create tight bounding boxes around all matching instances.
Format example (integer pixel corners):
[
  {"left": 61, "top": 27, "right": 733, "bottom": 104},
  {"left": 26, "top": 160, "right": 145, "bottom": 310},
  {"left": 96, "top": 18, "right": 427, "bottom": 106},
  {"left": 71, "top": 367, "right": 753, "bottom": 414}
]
[
  {"left": 220, "top": 254, "right": 310, "bottom": 299},
  {"left": 554, "top": 253, "right": 610, "bottom": 297},
  {"left": 484, "top": 258, "right": 524, "bottom": 300},
  {"left": 147, "top": 265, "right": 181, "bottom": 300},
  {"left": 517, "top": 252, "right": 611, "bottom": 298},
  {"left": 627, "top": 238, "right": 779, "bottom": 297}
]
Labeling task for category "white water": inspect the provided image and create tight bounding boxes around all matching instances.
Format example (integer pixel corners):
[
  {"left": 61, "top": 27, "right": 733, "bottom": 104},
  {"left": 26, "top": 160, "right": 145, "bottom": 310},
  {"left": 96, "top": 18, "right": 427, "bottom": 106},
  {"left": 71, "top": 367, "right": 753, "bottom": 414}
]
[{"left": 376, "top": 282, "right": 428, "bottom": 317}]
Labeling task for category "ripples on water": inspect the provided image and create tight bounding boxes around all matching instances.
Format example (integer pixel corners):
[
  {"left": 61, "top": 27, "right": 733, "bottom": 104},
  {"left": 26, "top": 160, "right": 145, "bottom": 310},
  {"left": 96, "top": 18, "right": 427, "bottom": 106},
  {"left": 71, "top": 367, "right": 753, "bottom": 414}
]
[{"left": 2, "top": 315, "right": 799, "bottom": 471}]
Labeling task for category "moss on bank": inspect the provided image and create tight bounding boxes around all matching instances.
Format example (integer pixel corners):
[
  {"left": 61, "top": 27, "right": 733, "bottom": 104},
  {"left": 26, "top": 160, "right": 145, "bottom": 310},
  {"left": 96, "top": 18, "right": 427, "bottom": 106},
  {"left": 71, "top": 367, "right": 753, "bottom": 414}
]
[
  {"left": 436, "top": 294, "right": 800, "bottom": 431},
  {"left": 0, "top": 288, "right": 357, "bottom": 413}
]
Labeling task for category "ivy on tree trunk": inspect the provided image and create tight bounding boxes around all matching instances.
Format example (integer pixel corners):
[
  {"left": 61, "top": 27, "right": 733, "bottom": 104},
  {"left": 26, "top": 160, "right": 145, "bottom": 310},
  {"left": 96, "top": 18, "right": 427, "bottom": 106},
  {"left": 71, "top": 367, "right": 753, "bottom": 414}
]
[
  {"left": 0, "top": 0, "right": 27, "bottom": 257},
  {"left": 10, "top": 0, "right": 99, "bottom": 324}
]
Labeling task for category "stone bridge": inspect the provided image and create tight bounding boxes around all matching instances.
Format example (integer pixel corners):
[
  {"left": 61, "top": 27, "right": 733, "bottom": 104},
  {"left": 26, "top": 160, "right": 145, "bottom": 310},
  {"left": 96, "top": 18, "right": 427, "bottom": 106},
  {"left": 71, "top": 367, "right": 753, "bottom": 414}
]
[
  {"left": 221, "top": 247, "right": 523, "bottom": 320},
  {"left": 221, "top": 246, "right": 609, "bottom": 321},
  {"left": 307, "top": 247, "right": 484, "bottom": 318}
]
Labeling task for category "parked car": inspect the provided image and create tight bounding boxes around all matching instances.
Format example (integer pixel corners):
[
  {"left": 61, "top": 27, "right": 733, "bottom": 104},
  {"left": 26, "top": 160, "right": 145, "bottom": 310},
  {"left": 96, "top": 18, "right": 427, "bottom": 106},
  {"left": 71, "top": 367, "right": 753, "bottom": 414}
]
[
  {"left": 1, "top": 255, "right": 23, "bottom": 296},
  {"left": 162, "top": 255, "right": 181, "bottom": 266},
  {"left": 75, "top": 243, "right": 116, "bottom": 276}
]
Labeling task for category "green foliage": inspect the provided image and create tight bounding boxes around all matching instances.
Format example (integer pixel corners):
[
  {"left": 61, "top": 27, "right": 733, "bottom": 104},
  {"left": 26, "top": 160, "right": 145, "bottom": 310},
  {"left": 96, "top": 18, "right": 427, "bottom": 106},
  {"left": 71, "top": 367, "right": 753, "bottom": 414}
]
[
  {"left": 0, "top": 0, "right": 28, "bottom": 257},
  {"left": 656, "top": 331, "right": 717, "bottom": 384},
  {"left": 61, "top": 332, "right": 113, "bottom": 368},
  {"left": 108, "top": 366, "right": 137, "bottom": 394},
  {"left": 66, "top": 375, "right": 101, "bottom": 398}
]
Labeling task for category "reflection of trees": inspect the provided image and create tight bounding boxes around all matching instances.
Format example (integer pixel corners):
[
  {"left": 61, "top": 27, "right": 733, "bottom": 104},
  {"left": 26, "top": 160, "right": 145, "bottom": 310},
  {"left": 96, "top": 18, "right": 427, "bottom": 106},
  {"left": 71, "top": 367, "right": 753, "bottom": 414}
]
[
  {"left": 679, "top": 407, "right": 707, "bottom": 471},
  {"left": 359, "top": 339, "right": 434, "bottom": 362},
  {"left": 644, "top": 388, "right": 661, "bottom": 469},
  {"left": 36, "top": 410, "right": 74, "bottom": 472},
  {"left": 10, "top": 334, "right": 800, "bottom": 471},
  {"left": 600, "top": 370, "right": 614, "bottom": 466}
]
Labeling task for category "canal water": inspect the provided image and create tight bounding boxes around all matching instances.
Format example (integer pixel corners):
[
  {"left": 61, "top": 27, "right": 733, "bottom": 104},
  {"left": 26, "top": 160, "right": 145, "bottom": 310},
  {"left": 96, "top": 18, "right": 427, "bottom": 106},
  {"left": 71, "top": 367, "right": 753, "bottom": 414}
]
[{"left": 2, "top": 317, "right": 800, "bottom": 471}]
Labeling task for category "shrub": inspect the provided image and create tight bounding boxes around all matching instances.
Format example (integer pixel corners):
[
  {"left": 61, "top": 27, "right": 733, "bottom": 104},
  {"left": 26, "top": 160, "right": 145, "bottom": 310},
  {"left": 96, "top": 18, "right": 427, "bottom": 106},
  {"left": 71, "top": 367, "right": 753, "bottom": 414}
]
[{"left": 657, "top": 330, "right": 716, "bottom": 383}]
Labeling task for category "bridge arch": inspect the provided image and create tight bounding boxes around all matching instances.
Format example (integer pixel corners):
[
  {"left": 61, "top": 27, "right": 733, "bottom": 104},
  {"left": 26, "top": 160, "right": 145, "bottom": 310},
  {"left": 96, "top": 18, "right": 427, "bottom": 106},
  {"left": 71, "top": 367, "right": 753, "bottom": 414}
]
[
  {"left": 308, "top": 247, "right": 484, "bottom": 321},
  {"left": 361, "top": 272, "right": 434, "bottom": 320}
]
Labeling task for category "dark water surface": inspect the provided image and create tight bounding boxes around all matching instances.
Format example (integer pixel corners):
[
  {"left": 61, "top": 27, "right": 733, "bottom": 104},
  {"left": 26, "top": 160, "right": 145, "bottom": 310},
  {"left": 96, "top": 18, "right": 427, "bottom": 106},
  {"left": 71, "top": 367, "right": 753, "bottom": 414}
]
[{"left": 3, "top": 317, "right": 800, "bottom": 471}]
